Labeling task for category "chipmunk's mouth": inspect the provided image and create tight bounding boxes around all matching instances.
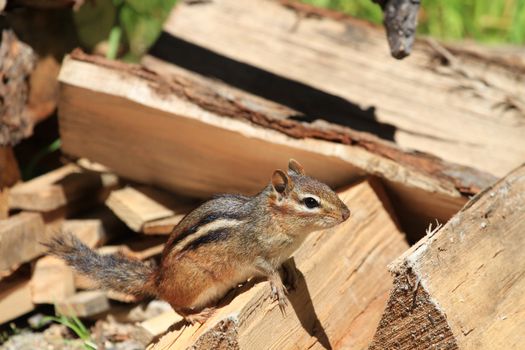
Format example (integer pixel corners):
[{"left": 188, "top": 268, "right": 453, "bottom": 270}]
[{"left": 323, "top": 213, "right": 347, "bottom": 226}]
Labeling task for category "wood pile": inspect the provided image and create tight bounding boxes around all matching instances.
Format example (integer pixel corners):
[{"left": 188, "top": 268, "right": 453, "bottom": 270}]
[{"left": 1, "top": 0, "right": 525, "bottom": 349}]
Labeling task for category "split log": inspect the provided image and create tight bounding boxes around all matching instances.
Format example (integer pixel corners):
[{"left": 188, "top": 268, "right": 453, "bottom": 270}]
[
  {"left": 369, "top": 164, "right": 525, "bottom": 350},
  {"left": 0, "top": 212, "right": 46, "bottom": 278},
  {"left": 105, "top": 186, "right": 193, "bottom": 233},
  {"left": 143, "top": 215, "right": 186, "bottom": 235},
  {"left": 0, "top": 145, "right": 20, "bottom": 218},
  {"left": 55, "top": 290, "right": 110, "bottom": 317},
  {"left": 62, "top": 207, "right": 125, "bottom": 248},
  {"left": 8, "top": 163, "right": 118, "bottom": 211},
  {"left": 58, "top": 51, "right": 495, "bottom": 238},
  {"left": 146, "top": 179, "right": 409, "bottom": 349},
  {"left": 30, "top": 255, "right": 75, "bottom": 304},
  {"left": 0, "top": 275, "right": 33, "bottom": 324},
  {"left": 150, "top": 0, "right": 525, "bottom": 178},
  {"left": 0, "top": 146, "right": 20, "bottom": 187},
  {"left": 136, "top": 311, "right": 182, "bottom": 345}
]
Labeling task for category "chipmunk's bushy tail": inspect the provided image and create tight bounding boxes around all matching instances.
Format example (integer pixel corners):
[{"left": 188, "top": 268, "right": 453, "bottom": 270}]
[{"left": 44, "top": 233, "right": 157, "bottom": 297}]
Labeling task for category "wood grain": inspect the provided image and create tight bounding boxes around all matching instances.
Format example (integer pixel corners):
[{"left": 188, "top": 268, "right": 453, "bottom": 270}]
[
  {"left": 147, "top": 179, "right": 408, "bottom": 349},
  {"left": 0, "top": 276, "right": 34, "bottom": 324},
  {"left": 8, "top": 163, "right": 116, "bottom": 212},
  {"left": 0, "top": 212, "right": 46, "bottom": 278},
  {"left": 105, "top": 186, "right": 192, "bottom": 233},
  {"left": 370, "top": 164, "right": 525, "bottom": 349},
  {"left": 158, "top": 0, "right": 525, "bottom": 177},
  {"left": 55, "top": 290, "right": 110, "bottom": 317},
  {"left": 58, "top": 53, "right": 495, "bottom": 238},
  {"left": 30, "top": 256, "right": 75, "bottom": 304}
]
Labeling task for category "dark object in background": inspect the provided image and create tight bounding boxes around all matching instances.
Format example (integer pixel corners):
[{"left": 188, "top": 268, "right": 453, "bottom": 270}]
[
  {"left": 0, "top": 28, "right": 36, "bottom": 146},
  {"left": 373, "top": 0, "right": 420, "bottom": 59}
]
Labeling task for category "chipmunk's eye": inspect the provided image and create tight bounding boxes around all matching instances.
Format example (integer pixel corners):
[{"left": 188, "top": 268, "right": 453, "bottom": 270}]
[{"left": 303, "top": 197, "right": 320, "bottom": 209}]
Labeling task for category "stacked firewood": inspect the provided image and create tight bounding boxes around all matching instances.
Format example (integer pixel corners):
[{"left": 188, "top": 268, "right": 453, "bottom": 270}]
[{"left": 1, "top": 1, "right": 525, "bottom": 349}]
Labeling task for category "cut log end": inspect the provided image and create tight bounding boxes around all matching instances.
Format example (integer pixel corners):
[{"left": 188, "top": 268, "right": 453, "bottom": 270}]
[{"left": 369, "top": 266, "right": 458, "bottom": 350}]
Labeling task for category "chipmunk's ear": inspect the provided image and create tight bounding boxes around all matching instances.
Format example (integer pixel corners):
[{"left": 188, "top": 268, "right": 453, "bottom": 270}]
[
  {"left": 272, "top": 170, "right": 292, "bottom": 195},
  {"left": 288, "top": 159, "right": 305, "bottom": 175}
]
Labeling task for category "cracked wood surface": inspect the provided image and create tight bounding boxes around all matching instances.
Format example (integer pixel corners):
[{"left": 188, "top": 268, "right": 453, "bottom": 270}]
[
  {"left": 157, "top": 0, "right": 525, "bottom": 178},
  {"left": 370, "top": 164, "right": 525, "bottom": 349},
  {"left": 147, "top": 179, "right": 408, "bottom": 349},
  {"left": 58, "top": 52, "right": 495, "bottom": 238}
]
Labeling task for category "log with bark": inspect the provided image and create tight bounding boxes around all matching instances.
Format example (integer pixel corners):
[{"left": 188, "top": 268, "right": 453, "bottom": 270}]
[
  {"left": 0, "top": 28, "right": 36, "bottom": 145},
  {"left": 148, "top": 0, "right": 525, "bottom": 179},
  {"left": 58, "top": 51, "right": 495, "bottom": 239},
  {"left": 369, "top": 164, "right": 525, "bottom": 350}
]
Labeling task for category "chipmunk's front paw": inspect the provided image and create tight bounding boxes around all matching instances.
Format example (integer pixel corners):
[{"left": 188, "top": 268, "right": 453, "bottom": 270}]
[{"left": 270, "top": 280, "right": 288, "bottom": 315}]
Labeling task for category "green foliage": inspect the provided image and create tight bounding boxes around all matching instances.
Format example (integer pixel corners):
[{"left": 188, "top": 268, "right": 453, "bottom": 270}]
[
  {"left": 302, "top": 0, "right": 525, "bottom": 44},
  {"left": 22, "top": 138, "right": 61, "bottom": 180},
  {"left": 74, "top": 0, "right": 178, "bottom": 61},
  {"left": 40, "top": 313, "right": 96, "bottom": 350},
  {"left": 308, "top": 0, "right": 382, "bottom": 22}
]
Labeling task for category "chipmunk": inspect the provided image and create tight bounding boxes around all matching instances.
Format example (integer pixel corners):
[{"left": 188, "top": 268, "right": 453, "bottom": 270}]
[{"left": 46, "top": 159, "right": 350, "bottom": 324}]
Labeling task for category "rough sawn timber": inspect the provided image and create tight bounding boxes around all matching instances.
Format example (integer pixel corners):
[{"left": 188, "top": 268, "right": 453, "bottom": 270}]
[
  {"left": 147, "top": 179, "right": 408, "bottom": 349},
  {"left": 155, "top": 0, "right": 525, "bottom": 178},
  {"left": 105, "top": 186, "right": 193, "bottom": 233},
  {"left": 369, "top": 164, "right": 525, "bottom": 350},
  {"left": 58, "top": 52, "right": 495, "bottom": 237},
  {"left": 0, "top": 212, "right": 46, "bottom": 278},
  {"left": 8, "top": 163, "right": 116, "bottom": 212}
]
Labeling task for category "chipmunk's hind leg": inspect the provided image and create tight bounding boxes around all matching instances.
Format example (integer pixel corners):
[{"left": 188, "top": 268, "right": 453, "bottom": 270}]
[{"left": 176, "top": 307, "right": 216, "bottom": 325}]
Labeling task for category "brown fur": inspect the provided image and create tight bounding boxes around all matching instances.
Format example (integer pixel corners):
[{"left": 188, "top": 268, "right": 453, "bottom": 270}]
[{"left": 45, "top": 159, "right": 350, "bottom": 323}]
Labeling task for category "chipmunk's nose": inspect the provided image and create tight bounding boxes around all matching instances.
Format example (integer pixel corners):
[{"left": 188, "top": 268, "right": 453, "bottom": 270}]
[{"left": 342, "top": 207, "right": 350, "bottom": 221}]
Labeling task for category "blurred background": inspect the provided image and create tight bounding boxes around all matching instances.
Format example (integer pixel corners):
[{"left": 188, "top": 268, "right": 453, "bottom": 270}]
[{"left": 54, "top": 0, "right": 525, "bottom": 63}]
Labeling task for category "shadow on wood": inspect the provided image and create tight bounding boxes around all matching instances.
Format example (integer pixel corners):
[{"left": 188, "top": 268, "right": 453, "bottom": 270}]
[
  {"left": 287, "top": 260, "right": 332, "bottom": 350},
  {"left": 148, "top": 33, "right": 397, "bottom": 141}
]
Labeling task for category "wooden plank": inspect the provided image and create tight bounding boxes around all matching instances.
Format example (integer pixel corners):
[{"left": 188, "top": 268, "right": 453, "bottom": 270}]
[
  {"left": 62, "top": 208, "right": 125, "bottom": 248},
  {"left": 143, "top": 215, "right": 186, "bottom": 235},
  {"left": 0, "top": 146, "right": 20, "bottom": 218},
  {"left": 0, "top": 188, "right": 8, "bottom": 220},
  {"left": 136, "top": 310, "right": 183, "bottom": 345},
  {"left": 0, "top": 276, "right": 34, "bottom": 324},
  {"left": 369, "top": 164, "right": 525, "bottom": 350},
  {"left": 105, "top": 186, "right": 192, "bottom": 232},
  {"left": 0, "top": 147, "right": 20, "bottom": 188},
  {"left": 0, "top": 212, "right": 46, "bottom": 278},
  {"left": 55, "top": 290, "right": 110, "bottom": 317},
  {"left": 30, "top": 256, "right": 75, "bottom": 304},
  {"left": 147, "top": 179, "right": 409, "bottom": 349},
  {"left": 58, "top": 52, "right": 495, "bottom": 238},
  {"left": 155, "top": 0, "right": 525, "bottom": 178},
  {"left": 8, "top": 163, "right": 117, "bottom": 212}
]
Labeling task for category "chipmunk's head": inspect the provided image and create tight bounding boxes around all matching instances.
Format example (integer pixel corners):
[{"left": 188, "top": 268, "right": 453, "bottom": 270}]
[{"left": 269, "top": 159, "right": 350, "bottom": 233}]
